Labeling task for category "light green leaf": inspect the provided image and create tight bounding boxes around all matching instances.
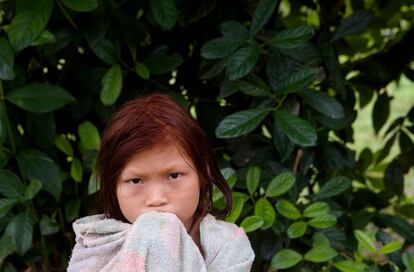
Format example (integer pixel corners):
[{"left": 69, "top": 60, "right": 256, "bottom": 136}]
[
  {"left": 61, "top": 0, "right": 98, "bottom": 12},
  {"left": 276, "top": 200, "right": 301, "bottom": 220},
  {"left": 6, "top": 83, "right": 75, "bottom": 113},
  {"left": 78, "top": 121, "right": 101, "bottom": 151},
  {"left": 88, "top": 171, "right": 100, "bottom": 195},
  {"left": 354, "top": 230, "right": 377, "bottom": 253},
  {"left": 334, "top": 260, "right": 366, "bottom": 272},
  {"left": 301, "top": 90, "right": 344, "bottom": 118},
  {"left": 267, "top": 26, "right": 314, "bottom": 49},
  {"left": 16, "top": 149, "right": 62, "bottom": 201},
  {"left": 254, "top": 197, "right": 276, "bottom": 229},
  {"left": 332, "top": 10, "right": 373, "bottom": 41},
  {"left": 316, "top": 176, "right": 351, "bottom": 199},
  {"left": 240, "top": 215, "right": 264, "bottom": 233},
  {"left": 249, "top": 0, "right": 278, "bottom": 36},
  {"left": 305, "top": 233, "right": 337, "bottom": 262},
  {"left": 270, "top": 249, "right": 302, "bottom": 269},
  {"left": 275, "top": 109, "right": 317, "bottom": 147},
  {"left": 265, "top": 171, "right": 295, "bottom": 197},
  {"left": 0, "top": 38, "right": 15, "bottom": 80},
  {"left": 24, "top": 179, "right": 42, "bottom": 201},
  {"left": 277, "top": 67, "right": 318, "bottom": 94},
  {"left": 150, "top": 0, "right": 177, "bottom": 30},
  {"left": 7, "top": 0, "right": 53, "bottom": 51},
  {"left": 303, "top": 202, "right": 330, "bottom": 218},
  {"left": 100, "top": 64, "right": 123, "bottom": 105},
  {"left": 5, "top": 210, "right": 34, "bottom": 255},
  {"left": 215, "top": 108, "right": 271, "bottom": 138},
  {"left": 379, "top": 240, "right": 402, "bottom": 255},
  {"left": 200, "top": 37, "right": 244, "bottom": 60},
  {"left": 226, "top": 44, "right": 260, "bottom": 80},
  {"left": 135, "top": 62, "right": 150, "bottom": 79},
  {"left": 0, "top": 170, "right": 25, "bottom": 200},
  {"left": 403, "top": 253, "right": 414, "bottom": 272},
  {"left": 287, "top": 221, "right": 307, "bottom": 238},
  {"left": 226, "top": 192, "right": 249, "bottom": 223},
  {"left": 246, "top": 166, "right": 260, "bottom": 195},
  {"left": 70, "top": 158, "right": 83, "bottom": 182},
  {"left": 54, "top": 134, "right": 73, "bottom": 156},
  {"left": 0, "top": 199, "right": 19, "bottom": 219},
  {"left": 308, "top": 214, "right": 337, "bottom": 229},
  {"left": 40, "top": 215, "right": 59, "bottom": 235},
  {"left": 31, "top": 30, "right": 56, "bottom": 46}
]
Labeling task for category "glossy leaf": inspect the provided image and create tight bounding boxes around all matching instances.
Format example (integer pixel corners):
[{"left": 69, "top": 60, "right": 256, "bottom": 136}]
[
  {"left": 270, "top": 249, "right": 302, "bottom": 269},
  {"left": 301, "top": 90, "right": 344, "bottom": 118},
  {"left": 249, "top": 0, "right": 278, "bottom": 36},
  {"left": 215, "top": 108, "right": 271, "bottom": 138},
  {"left": 150, "top": 0, "right": 177, "bottom": 30},
  {"left": 24, "top": 179, "right": 42, "bottom": 201},
  {"left": 265, "top": 171, "right": 295, "bottom": 197},
  {"left": 316, "top": 176, "right": 351, "bottom": 199},
  {"left": 0, "top": 38, "right": 15, "bottom": 80},
  {"left": 226, "top": 192, "right": 249, "bottom": 223},
  {"left": 246, "top": 166, "right": 260, "bottom": 195},
  {"left": 5, "top": 210, "right": 34, "bottom": 255},
  {"left": 240, "top": 215, "right": 264, "bottom": 233},
  {"left": 303, "top": 202, "right": 330, "bottom": 218},
  {"left": 7, "top": 0, "right": 53, "bottom": 51},
  {"left": 334, "top": 260, "right": 366, "bottom": 272},
  {"left": 78, "top": 121, "right": 101, "bottom": 150},
  {"left": 305, "top": 233, "right": 337, "bottom": 262},
  {"left": 287, "top": 221, "right": 307, "bottom": 238},
  {"left": 268, "top": 26, "right": 314, "bottom": 49},
  {"left": 276, "top": 200, "right": 301, "bottom": 220},
  {"left": 277, "top": 67, "right": 318, "bottom": 94},
  {"left": 332, "top": 10, "right": 373, "bottom": 41},
  {"left": 200, "top": 37, "right": 244, "bottom": 60},
  {"left": 308, "top": 214, "right": 337, "bottom": 229},
  {"left": 70, "top": 158, "right": 83, "bottom": 182},
  {"left": 0, "top": 199, "right": 19, "bottom": 219},
  {"left": 100, "top": 64, "right": 123, "bottom": 106},
  {"left": 220, "top": 21, "right": 248, "bottom": 40},
  {"left": 354, "top": 230, "right": 377, "bottom": 253},
  {"left": 16, "top": 149, "right": 62, "bottom": 201},
  {"left": 0, "top": 170, "right": 25, "bottom": 200},
  {"left": 61, "top": 0, "right": 98, "bottom": 12},
  {"left": 275, "top": 109, "right": 317, "bottom": 147},
  {"left": 254, "top": 197, "right": 276, "bottom": 229},
  {"left": 6, "top": 83, "right": 75, "bottom": 113},
  {"left": 379, "top": 240, "right": 402, "bottom": 254},
  {"left": 226, "top": 44, "right": 260, "bottom": 80}
]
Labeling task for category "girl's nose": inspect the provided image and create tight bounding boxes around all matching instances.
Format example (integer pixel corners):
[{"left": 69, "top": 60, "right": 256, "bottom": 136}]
[{"left": 145, "top": 184, "right": 168, "bottom": 207}]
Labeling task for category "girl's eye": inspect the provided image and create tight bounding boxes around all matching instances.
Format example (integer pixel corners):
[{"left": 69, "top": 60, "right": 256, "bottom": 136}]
[
  {"left": 169, "top": 172, "right": 182, "bottom": 180},
  {"left": 128, "top": 178, "right": 142, "bottom": 184}
]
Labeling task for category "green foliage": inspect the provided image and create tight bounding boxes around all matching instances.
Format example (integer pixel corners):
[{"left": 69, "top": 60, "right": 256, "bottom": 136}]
[{"left": 0, "top": 0, "right": 413, "bottom": 270}]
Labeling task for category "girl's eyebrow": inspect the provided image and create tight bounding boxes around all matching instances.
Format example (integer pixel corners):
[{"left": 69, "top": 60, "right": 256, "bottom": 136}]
[{"left": 121, "top": 163, "right": 190, "bottom": 178}]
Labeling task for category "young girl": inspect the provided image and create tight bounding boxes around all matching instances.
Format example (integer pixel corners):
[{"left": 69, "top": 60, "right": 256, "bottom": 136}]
[{"left": 67, "top": 92, "right": 255, "bottom": 271}]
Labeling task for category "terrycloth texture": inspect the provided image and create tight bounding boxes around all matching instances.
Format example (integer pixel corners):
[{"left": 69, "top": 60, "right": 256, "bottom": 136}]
[{"left": 67, "top": 211, "right": 255, "bottom": 272}]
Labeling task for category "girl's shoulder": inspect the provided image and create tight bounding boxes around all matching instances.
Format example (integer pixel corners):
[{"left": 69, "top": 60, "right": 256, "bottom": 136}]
[{"left": 201, "top": 213, "right": 249, "bottom": 242}]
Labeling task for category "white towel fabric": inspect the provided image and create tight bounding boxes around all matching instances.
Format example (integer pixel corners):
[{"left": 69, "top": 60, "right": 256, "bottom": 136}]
[{"left": 67, "top": 211, "right": 255, "bottom": 271}]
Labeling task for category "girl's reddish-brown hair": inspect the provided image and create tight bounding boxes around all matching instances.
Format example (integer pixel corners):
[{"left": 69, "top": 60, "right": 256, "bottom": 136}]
[{"left": 96, "top": 92, "right": 232, "bottom": 231}]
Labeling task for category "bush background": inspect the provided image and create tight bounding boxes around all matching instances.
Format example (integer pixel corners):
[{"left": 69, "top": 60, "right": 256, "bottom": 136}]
[{"left": 0, "top": 0, "right": 414, "bottom": 271}]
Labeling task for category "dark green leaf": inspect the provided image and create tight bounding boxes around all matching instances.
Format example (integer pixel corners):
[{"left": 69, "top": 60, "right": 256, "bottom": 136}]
[
  {"left": 316, "top": 176, "right": 351, "bottom": 199},
  {"left": 135, "top": 62, "right": 150, "bottom": 79},
  {"left": 16, "top": 149, "right": 62, "bottom": 200},
  {"left": 277, "top": 67, "right": 318, "bottom": 94},
  {"left": 27, "top": 112, "right": 56, "bottom": 151},
  {"left": 150, "top": 0, "right": 177, "bottom": 30},
  {"left": 65, "top": 197, "right": 81, "bottom": 222},
  {"left": 276, "top": 200, "right": 301, "bottom": 220},
  {"left": 5, "top": 210, "right": 34, "bottom": 255},
  {"left": 270, "top": 249, "right": 302, "bottom": 269},
  {"left": 265, "top": 171, "right": 295, "bottom": 197},
  {"left": 61, "top": 0, "right": 98, "bottom": 12},
  {"left": 6, "top": 83, "right": 75, "bottom": 113},
  {"left": 384, "top": 160, "right": 404, "bottom": 196},
  {"left": 273, "top": 124, "right": 295, "bottom": 162},
  {"left": 78, "top": 121, "right": 101, "bottom": 151},
  {"left": 373, "top": 92, "right": 390, "bottom": 134},
  {"left": 24, "top": 179, "right": 42, "bottom": 201},
  {"left": 403, "top": 253, "right": 414, "bottom": 272},
  {"left": 240, "top": 215, "right": 264, "bottom": 232},
  {"left": 249, "top": 0, "right": 278, "bottom": 36},
  {"left": 220, "top": 21, "right": 248, "bottom": 40},
  {"left": 215, "top": 108, "right": 271, "bottom": 138},
  {"left": 0, "top": 232, "right": 15, "bottom": 263},
  {"left": 144, "top": 47, "right": 183, "bottom": 75},
  {"left": 254, "top": 197, "right": 276, "bottom": 229},
  {"left": 267, "top": 26, "right": 314, "bottom": 49},
  {"left": 275, "top": 109, "right": 317, "bottom": 147},
  {"left": 235, "top": 80, "right": 270, "bottom": 97},
  {"left": 0, "top": 199, "right": 19, "bottom": 219},
  {"left": 7, "top": 0, "right": 53, "bottom": 51},
  {"left": 40, "top": 215, "right": 59, "bottom": 235},
  {"left": 287, "top": 221, "right": 307, "bottom": 238},
  {"left": 0, "top": 38, "right": 15, "bottom": 80},
  {"left": 0, "top": 170, "right": 25, "bottom": 200},
  {"left": 380, "top": 214, "right": 414, "bottom": 241},
  {"left": 200, "top": 37, "right": 244, "bottom": 60},
  {"left": 332, "top": 10, "right": 374, "bottom": 41},
  {"left": 301, "top": 90, "right": 344, "bottom": 118},
  {"left": 226, "top": 45, "right": 260, "bottom": 80},
  {"left": 100, "top": 64, "right": 123, "bottom": 106},
  {"left": 31, "top": 30, "right": 56, "bottom": 46}
]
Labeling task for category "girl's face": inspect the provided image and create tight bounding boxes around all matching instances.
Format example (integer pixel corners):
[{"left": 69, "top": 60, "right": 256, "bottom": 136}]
[{"left": 116, "top": 141, "right": 200, "bottom": 232}]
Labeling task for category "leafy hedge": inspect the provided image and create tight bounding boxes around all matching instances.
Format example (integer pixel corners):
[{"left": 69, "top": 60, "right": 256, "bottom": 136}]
[{"left": 1, "top": 0, "right": 414, "bottom": 271}]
